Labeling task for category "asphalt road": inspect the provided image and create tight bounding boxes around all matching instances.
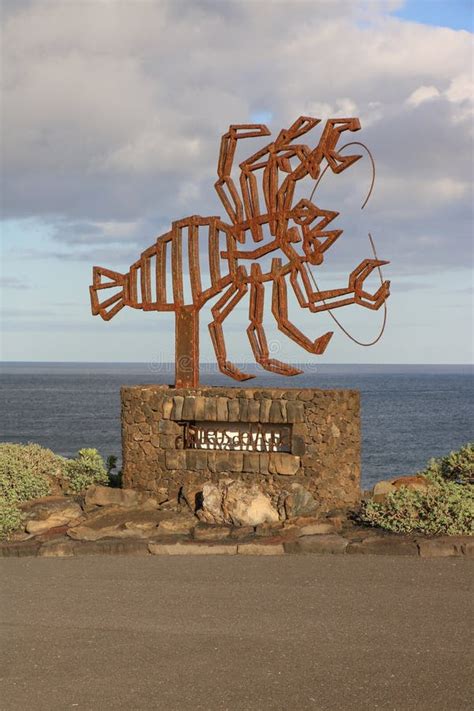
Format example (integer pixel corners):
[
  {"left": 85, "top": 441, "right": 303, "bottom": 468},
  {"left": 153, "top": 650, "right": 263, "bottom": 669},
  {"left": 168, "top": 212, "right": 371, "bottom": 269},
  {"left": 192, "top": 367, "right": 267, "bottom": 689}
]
[{"left": 1, "top": 555, "right": 472, "bottom": 711}]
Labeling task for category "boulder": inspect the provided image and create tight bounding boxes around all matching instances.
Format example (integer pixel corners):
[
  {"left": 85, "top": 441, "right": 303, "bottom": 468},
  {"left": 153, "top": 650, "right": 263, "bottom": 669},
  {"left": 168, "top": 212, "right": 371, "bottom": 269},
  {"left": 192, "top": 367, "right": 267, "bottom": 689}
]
[
  {"left": 372, "top": 480, "right": 394, "bottom": 496},
  {"left": 67, "top": 522, "right": 156, "bottom": 541},
  {"left": 372, "top": 475, "right": 430, "bottom": 502},
  {"left": 180, "top": 483, "right": 203, "bottom": 513},
  {"left": 391, "top": 475, "right": 430, "bottom": 492},
  {"left": 84, "top": 485, "right": 162, "bottom": 509},
  {"left": 199, "top": 479, "right": 279, "bottom": 527},
  {"left": 198, "top": 480, "right": 226, "bottom": 523},
  {"left": 282, "top": 484, "right": 319, "bottom": 519},
  {"left": 224, "top": 481, "right": 279, "bottom": 527},
  {"left": 25, "top": 500, "right": 83, "bottom": 535},
  {"left": 21, "top": 496, "right": 82, "bottom": 520},
  {"left": 66, "top": 505, "right": 164, "bottom": 540}
]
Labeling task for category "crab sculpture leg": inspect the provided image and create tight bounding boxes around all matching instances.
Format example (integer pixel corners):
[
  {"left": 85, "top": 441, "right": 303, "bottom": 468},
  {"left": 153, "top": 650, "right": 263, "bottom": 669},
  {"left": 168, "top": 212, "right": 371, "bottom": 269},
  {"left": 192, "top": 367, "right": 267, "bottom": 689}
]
[
  {"left": 271, "top": 259, "right": 334, "bottom": 355},
  {"left": 246, "top": 264, "right": 302, "bottom": 376},
  {"left": 289, "top": 259, "right": 390, "bottom": 314},
  {"left": 208, "top": 267, "right": 253, "bottom": 381}
]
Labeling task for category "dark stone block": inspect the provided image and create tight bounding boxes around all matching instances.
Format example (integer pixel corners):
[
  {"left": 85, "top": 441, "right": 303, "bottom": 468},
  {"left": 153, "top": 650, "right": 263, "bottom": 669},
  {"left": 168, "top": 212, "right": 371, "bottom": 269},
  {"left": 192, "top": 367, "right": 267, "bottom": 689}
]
[
  {"left": 186, "top": 450, "right": 208, "bottom": 471},
  {"left": 238, "top": 398, "right": 249, "bottom": 421},
  {"left": 158, "top": 420, "right": 180, "bottom": 435},
  {"left": 166, "top": 450, "right": 186, "bottom": 470},
  {"left": 228, "top": 399, "right": 240, "bottom": 421},
  {"left": 216, "top": 397, "right": 228, "bottom": 421},
  {"left": 215, "top": 451, "right": 231, "bottom": 472},
  {"left": 286, "top": 401, "right": 304, "bottom": 423},
  {"left": 162, "top": 398, "right": 173, "bottom": 419},
  {"left": 204, "top": 397, "right": 218, "bottom": 420},
  {"left": 243, "top": 452, "right": 260, "bottom": 473},
  {"left": 194, "top": 396, "right": 206, "bottom": 420},
  {"left": 291, "top": 435, "right": 305, "bottom": 456},
  {"left": 247, "top": 400, "right": 260, "bottom": 422},
  {"left": 182, "top": 397, "right": 196, "bottom": 420},
  {"left": 207, "top": 451, "right": 217, "bottom": 473},
  {"left": 259, "top": 399, "right": 272, "bottom": 422},
  {"left": 228, "top": 451, "right": 244, "bottom": 472},
  {"left": 159, "top": 434, "right": 178, "bottom": 450},
  {"left": 259, "top": 453, "right": 269, "bottom": 474},
  {"left": 269, "top": 400, "right": 286, "bottom": 423},
  {"left": 171, "top": 396, "right": 184, "bottom": 420},
  {"left": 149, "top": 394, "right": 164, "bottom": 412}
]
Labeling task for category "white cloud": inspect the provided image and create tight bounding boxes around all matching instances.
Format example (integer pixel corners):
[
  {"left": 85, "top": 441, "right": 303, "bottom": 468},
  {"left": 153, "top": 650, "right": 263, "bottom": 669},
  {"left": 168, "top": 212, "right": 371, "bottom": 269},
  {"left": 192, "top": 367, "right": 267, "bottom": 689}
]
[
  {"left": 1, "top": 0, "right": 472, "bottom": 273},
  {"left": 407, "top": 85, "right": 441, "bottom": 107}
]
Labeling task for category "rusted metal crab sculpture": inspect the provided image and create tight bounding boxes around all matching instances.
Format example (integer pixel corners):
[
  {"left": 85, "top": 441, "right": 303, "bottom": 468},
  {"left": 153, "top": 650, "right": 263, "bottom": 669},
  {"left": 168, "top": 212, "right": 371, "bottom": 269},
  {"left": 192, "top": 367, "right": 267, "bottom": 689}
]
[{"left": 90, "top": 116, "right": 390, "bottom": 386}]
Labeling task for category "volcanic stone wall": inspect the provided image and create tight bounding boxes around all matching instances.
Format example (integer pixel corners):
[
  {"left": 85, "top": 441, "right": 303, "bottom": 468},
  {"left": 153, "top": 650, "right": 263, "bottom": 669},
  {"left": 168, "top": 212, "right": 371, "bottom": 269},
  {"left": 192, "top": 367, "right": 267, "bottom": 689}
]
[{"left": 121, "top": 386, "right": 361, "bottom": 513}]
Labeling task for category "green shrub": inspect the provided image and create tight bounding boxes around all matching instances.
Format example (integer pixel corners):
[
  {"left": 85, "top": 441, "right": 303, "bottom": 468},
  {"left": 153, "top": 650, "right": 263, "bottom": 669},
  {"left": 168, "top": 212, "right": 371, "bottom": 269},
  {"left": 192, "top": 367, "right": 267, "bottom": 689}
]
[
  {"left": 360, "top": 479, "right": 473, "bottom": 535},
  {"left": 0, "top": 442, "right": 61, "bottom": 504},
  {"left": 359, "top": 444, "right": 474, "bottom": 536},
  {"left": 63, "top": 448, "right": 109, "bottom": 494},
  {"left": 0, "top": 443, "right": 109, "bottom": 539},
  {"left": 0, "top": 499, "right": 24, "bottom": 540},
  {"left": 424, "top": 443, "right": 473, "bottom": 484}
]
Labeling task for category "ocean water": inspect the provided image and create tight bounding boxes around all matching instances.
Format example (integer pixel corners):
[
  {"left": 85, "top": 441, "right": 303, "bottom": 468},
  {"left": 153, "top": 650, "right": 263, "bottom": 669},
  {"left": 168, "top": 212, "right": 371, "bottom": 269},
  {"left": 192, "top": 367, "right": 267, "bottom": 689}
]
[{"left": 0, "top": 362, "right": 472, "bottom": 489}]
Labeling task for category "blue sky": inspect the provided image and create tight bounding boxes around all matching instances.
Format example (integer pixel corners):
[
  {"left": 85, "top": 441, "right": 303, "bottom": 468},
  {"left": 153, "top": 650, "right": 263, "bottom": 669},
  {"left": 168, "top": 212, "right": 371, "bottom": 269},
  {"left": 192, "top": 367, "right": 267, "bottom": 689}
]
[
  {"left": 393, "top": 0, "right": 473, "bottom": 31},
  {"left": 1, "top": 0, "right": 473, "bottom": 365}
]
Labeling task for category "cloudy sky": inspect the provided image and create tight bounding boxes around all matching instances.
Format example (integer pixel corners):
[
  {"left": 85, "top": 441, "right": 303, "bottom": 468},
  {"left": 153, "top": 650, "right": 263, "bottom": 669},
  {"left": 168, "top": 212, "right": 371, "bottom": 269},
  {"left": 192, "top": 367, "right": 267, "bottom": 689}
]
[{"left": 1, "top": 0, "right": 473, "bottom": 366}]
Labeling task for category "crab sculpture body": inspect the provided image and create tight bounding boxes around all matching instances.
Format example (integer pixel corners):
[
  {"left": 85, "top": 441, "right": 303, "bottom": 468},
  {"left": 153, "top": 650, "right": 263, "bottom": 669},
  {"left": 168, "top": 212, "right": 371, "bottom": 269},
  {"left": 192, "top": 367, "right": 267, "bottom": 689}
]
[{"left": 90, "top": 116, "right": 390, "bottom": 386}]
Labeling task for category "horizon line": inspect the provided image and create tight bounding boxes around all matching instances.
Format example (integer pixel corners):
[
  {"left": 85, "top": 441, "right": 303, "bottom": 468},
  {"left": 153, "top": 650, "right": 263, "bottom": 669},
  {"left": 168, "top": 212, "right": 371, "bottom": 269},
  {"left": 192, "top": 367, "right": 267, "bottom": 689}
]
[{"left": 1, "top": 361, "right": 473, "bottom": 367}]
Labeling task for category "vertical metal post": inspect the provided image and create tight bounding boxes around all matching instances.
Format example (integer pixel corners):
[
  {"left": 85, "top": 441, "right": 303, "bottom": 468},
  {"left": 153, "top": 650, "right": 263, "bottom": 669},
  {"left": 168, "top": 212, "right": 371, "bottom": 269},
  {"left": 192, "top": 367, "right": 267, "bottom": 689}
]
[{"left": 175, "top": 308, "right": 199, "bottom": 388}]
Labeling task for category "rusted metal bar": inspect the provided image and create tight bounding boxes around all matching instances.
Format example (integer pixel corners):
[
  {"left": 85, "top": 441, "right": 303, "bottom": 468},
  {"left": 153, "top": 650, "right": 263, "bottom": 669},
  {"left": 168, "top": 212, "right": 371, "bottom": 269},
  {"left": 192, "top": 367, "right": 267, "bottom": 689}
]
[{"left": 175, "top": 308, "right": 199, "bottom": 388}]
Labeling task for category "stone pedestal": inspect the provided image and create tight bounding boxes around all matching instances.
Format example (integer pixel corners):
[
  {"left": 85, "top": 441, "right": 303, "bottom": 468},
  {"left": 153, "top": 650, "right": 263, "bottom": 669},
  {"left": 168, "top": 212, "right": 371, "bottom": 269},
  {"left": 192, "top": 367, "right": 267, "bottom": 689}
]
[{"left": 121, "top": 386, "right": 361, "bottom": 514}]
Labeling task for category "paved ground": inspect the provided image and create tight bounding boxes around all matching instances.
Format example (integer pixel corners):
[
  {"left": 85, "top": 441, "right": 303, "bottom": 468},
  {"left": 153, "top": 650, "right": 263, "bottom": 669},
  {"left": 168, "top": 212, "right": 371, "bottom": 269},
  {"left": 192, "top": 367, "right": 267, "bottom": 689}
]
[{"left": 1, "top": 556, "right": 472, "bottom": 711}]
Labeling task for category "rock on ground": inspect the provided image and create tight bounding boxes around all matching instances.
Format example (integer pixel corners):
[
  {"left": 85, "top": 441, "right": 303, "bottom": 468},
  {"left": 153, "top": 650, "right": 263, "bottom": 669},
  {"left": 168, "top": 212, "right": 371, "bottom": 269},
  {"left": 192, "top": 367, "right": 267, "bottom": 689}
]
[
  {"left": 199, "top": 479, "right": 279, "bottom": 527},
  {"left": 23, "top": 497, "right": 84, "bottom": 535},
  {"left": 84, "top": 485, "right": 163, "bottom": 509}
]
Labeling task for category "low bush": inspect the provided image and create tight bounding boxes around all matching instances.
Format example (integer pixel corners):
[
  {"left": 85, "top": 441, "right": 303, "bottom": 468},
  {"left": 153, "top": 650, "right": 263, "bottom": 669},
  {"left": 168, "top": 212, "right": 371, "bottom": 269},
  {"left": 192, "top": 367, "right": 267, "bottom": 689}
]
[
  {"left": 359, "top": 444, "right": 474, "bottom": 536},
  {"left": 424, "top": 443, "right": 473, "bottom": 484},
  {"left": 0, "top": 443, "right": 109, "bottom": 539},
  {"left": 0, "top": 499, "right": 24, "bottom": 539},
  {"left": 63, "top": 448, "right": 109, "bottom": 494},
  {"left": 0, "top": 443, "right": 59, "bottom": 504}
]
